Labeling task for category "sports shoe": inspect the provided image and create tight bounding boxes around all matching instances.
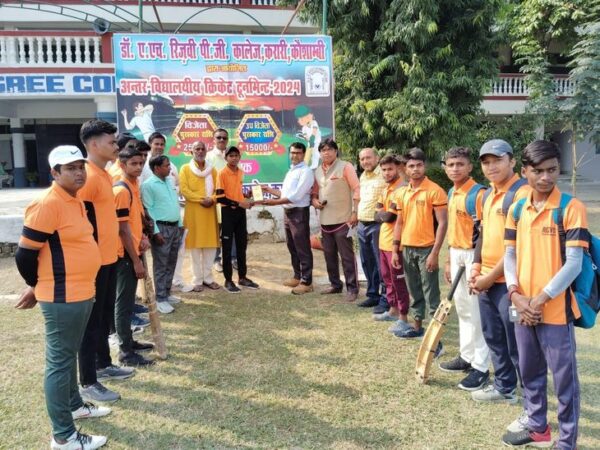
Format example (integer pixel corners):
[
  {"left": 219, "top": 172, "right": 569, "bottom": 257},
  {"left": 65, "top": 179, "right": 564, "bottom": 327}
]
[
  {"left": 506, "top": 409, "right": 529, "bottom": 433},
  {"left": 133, "top": 303, "right": 149, "bottom": 314},
  {"left": 439, "top": 355, "right": 472, "bottom": 373},
  {"left": 283, "top": 278, "right": 300, "bottom": 288},
  {"left": 373, "top": 311, "right": 397, "bottom": 322},
  {"left": 132, "top": 326, "right": 144, "bottom": 335},
  {"left": 394, "top": 327, "right": 425, "bottom": 338},
  {"left": 373, "top": 304, "right": 390, "bottom": 314},
  {"left": 434, "top": 341, "right": 445, "bottom": 358},
  {"left": 51, "top": 431, "right": 107, "bottom": 449},
  {"left": 118, "top": 351, "right": 155, "bottom": 367},
  {"left": 471, "top": 384, "right": 518, "bottom": 404},
  {"left": 79, "top": 382, "right": 120, "bottom": 403},
  {"left": 357, "top": 297, "right": 379, "bottom": 307},
  {"left": 239, "top": 278, "right": 259, "bottom": 289},
  {"left": 225, "top": 281, "right": 241, "bottom": 293},
  {"left": 213, "top": 261, "right": 223, "bottom": 273},
  {"left": 387, "top": 319, "right": 411, "bottom": 334},
  {"left": 167, "top": 295, "right": 181, "bottom": 304},
  {"left": 502, "top": 425, "right": 552, "bottom": 448},
  {"left": 96, "top": 365, "right": 135, "bottom": 382},
  {"left": 458, "top": 368, "right": 489, "bottom": 391},
  {"left": 130, "top": 314, "right": 150, "bottom": 328},
  {"left": 156, "top": 301, "right": 174, "bottom": 314},
  {"left": 72, "top": 402, "right": 112, "bottom": 420},
  {"left": 132, "top": 340, "right": 154, "bottom": 352},
  {"left": 292, "top": 283, "right": 313, "bottom": 295}
]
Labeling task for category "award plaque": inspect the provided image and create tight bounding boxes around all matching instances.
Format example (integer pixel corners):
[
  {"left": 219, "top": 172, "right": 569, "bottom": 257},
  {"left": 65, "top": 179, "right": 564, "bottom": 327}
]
[{"left": 252, "top": 184, "right": 264, "bottom": 202}]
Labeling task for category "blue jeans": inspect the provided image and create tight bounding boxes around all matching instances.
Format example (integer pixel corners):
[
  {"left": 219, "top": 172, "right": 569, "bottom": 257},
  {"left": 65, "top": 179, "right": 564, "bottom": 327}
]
[
  {"left": 357, "top": 221, "right": 385, "bottom": 303},
  {"left": 478, "top": 283, "right": 520, "bottom": 393}
]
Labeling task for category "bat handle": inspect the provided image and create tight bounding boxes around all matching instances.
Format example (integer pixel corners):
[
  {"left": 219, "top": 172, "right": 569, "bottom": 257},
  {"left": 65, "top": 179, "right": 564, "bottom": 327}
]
[{"left": 447, "top": 264, "right": 466, "bottom": 301}]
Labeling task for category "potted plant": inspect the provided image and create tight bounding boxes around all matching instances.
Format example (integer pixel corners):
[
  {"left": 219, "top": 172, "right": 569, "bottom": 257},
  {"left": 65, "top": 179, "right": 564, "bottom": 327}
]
[{"left": 26, "top": 171, "right": 38, "bottom": 187}]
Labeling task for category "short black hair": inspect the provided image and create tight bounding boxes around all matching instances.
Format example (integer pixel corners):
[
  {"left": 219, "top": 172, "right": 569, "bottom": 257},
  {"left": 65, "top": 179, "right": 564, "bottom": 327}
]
[
  {"left": 135, "top": 140, "right": 151, "bottom": 153},
  {"left": 117, "top": 133, "right": 137, "bottom": 151},
  {"left": 379, "top": 154, "right": 400, "bottom": 166},
  {"left": 444, "top": 146, "right": 472, "bottom": 162},
  {"left": 79, "top": 120, "right": 117, "bottom": 145},
  {"left": 522, "top": 140, "right": 561, "bottom": 167},
  {"left": 225, "top": 146, "right": 241, "bottom": 157},
  {"left": 52, "top": 164, "right": 62, "bottom": 173},
  {"left": 213, "top": 128, "right": 228, "bottom": 136},
  {"left": 289, "top": 142, "right": 306, "bottom": 153},
  {"left": 404, "top": 147, "right": 426, "bottom": 163},
  {"left": 148, "top": 132, "right": 165, "bottom": 144},
  {"left": 149, "top": 155, "right": 169, "bottom": 171},
  {"left": 118, "top": 147, "right": 143, "bottom": 163},
  {"left": 318, "top": 138, "right": 338, "bottom": 152}
]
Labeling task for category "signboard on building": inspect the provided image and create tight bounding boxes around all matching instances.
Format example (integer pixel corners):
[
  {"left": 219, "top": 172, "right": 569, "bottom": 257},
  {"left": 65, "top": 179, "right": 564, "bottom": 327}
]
[
  {"left": 0, "top": 74, "right": 115, "bottom": 96},
  {"left": 112, "top": 33, "right": 334, "bottom": 185}
]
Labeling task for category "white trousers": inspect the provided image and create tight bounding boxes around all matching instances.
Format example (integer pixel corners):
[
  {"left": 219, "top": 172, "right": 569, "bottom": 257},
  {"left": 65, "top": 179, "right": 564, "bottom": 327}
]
[
  {"left": 191, "top": 248, "right": 217, "bottom": 285},
  {"left": 450, "top": 247, "right": 491, "bottom": 373},
  {"left": 172, "top": 229, "right": 188, "bottom": 285}
]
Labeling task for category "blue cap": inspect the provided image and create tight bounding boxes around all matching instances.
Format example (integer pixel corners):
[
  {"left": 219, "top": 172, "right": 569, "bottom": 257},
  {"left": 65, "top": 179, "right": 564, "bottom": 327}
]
[{"left": 479, "top": 139, "right": 513, "bottom": 159}]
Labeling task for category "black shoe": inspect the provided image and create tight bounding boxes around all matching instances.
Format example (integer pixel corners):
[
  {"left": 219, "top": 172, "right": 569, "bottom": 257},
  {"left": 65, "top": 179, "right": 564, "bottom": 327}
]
[
  {"left": 239, "top": 278, "right": 259, "bottom": 289},
  {"left": 458, "top": 368, "right": 490, "bottom": 391},
  {"left": 132, "top": 340, "right": 154, "bottom": 352},
  {"left": 357, "top": 298, "right": 379, "bottom": 308},
  {"left": 118, "top": 351, "right": 155, "bottom": 367},
  {"left": 133, "top": 303, "right": 149, "bottom": 314},
  {"left": 372, "top": 304, "right": 390, "bottom": 314},
  {"left": 225, "top": 280, "right": 241, "bottom": 293},
  {"left": 438, "top": 355, "right": 472, "bottom": 373}
]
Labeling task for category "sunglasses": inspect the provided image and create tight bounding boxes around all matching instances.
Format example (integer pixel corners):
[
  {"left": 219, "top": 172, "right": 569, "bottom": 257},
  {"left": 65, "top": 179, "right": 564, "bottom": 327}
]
[{"left": 215, "top": 136, "right": 228, "bottom": 141}]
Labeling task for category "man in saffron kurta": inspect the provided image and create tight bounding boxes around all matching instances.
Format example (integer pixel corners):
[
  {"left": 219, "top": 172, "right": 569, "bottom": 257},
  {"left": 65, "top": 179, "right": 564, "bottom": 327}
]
[{"left": 179, "top": 141, "right": 220, "bottom": 291}]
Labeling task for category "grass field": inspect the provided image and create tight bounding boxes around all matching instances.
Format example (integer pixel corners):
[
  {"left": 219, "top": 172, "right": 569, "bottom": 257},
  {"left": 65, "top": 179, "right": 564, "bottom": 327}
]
[{"left": 0, "top": 206, "right": 599, "bottom": 449}]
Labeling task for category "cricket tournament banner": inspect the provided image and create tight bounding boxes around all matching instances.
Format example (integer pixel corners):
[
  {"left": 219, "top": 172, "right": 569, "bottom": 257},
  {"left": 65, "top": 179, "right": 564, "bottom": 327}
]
[{"left": 113, "top": 34, "right": 334, "bottom": 186}]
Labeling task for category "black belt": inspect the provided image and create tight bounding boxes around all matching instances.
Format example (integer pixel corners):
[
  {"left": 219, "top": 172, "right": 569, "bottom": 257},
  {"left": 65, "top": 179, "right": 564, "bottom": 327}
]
[
  {"left": 284, "top": 206, "right": 309, "bottom": 213},
  {"left": 156, "top": 220, "right": 179, "bottom": 226},
  {"left": 359, "top": 220, "right": 377, "bottom": 226}
]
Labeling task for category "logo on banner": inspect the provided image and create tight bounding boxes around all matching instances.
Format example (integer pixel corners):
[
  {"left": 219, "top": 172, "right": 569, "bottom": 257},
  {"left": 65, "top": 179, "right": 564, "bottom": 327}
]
[{"left": 305, "top": 66, "right": 329, "bottom": 97}]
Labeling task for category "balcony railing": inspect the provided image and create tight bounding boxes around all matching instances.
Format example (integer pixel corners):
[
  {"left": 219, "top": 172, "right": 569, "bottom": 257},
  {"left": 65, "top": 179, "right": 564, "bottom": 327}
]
[
  {"left": 0, "top": 32, "right": 112, "bottom": 68},
  {"left": 488, "top": 74, "right": 574, "bottom": 98},
  {"left": 62, "top": 0, "right": 280, "bottom": 5}
]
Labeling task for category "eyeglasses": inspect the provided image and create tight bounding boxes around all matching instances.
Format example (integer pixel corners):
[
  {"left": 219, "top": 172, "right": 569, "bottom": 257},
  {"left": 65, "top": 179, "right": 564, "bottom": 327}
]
[{"left": 215, "top": 136, "right": 228, "bottom": 141}]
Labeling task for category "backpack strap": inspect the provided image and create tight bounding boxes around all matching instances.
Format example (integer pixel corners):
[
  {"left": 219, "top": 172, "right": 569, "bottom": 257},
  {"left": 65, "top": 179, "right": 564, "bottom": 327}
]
[
  {"left": 552, "top": 192, "right": 573, "bottom": 265},
  {"left": 465, "top": 183, "right": 486, "bottom": 219},
  {"left": 502, "top": 178, "right": 528, "bottom": 216},
  {"left": 113, "top": 180, "right": 133, "bottom": 208},
  {"left": 482, "top": 187, "right": 492, "bottom": 214},
  {"left": 447, "top": 187, "right": 455, "bottom": 203},
  {"left": 512, "top": 197, "right": 527, "bottom": 224}
]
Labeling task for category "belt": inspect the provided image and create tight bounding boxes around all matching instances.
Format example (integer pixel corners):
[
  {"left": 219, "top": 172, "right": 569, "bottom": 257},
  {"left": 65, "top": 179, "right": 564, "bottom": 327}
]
[
  {"left": 156, "top": 220, "right": 179, "bottom": 226},
  {"left": 284, "top": 206, "right": 309, "bottom": 213},
  {"left": 359, "top": 220, "right": 377, "bottom": 225}
]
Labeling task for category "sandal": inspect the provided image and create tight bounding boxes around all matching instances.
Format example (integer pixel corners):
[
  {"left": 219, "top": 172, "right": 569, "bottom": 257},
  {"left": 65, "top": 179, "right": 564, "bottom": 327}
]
[{"left": 202, "top": 281, "right": 221, "bottom": 290}]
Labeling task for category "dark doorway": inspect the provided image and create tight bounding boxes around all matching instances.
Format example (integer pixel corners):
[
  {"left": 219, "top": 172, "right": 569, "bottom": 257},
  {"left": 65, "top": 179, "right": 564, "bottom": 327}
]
[{"left": 35, "top": 124, "right": 85, "bottom": 187}]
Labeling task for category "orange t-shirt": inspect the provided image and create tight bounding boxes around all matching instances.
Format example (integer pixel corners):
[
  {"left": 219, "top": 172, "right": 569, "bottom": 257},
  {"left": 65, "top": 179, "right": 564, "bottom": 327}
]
[
  {"left": 77, "top": 162, "right": 119, "bottom": 265},
  {"left": 447, "top": 178, "right": 485, "bottom": 249},
  {"left": 392, "top": 177, "right": 448, "bottom": 247},
  {"left": 113, "top": 178, "right": 143, "bottom": 258},
  {"left": 377, "top": 178, "right": 404, "bottom": 252},
  {"left": 108, "top": 162, "right": 123, "bottom": 183},
  {"left": 21, "top": 183, "right": 101, "bottom": 302},
  {"left": 216, "top": 165, "right": 244, "bottom": 204},
  {"left": 505, "top": 187, "right": 588, "bottom": 324}
]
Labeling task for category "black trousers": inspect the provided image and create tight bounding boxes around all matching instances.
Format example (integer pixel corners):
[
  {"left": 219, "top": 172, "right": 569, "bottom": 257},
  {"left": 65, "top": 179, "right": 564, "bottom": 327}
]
[
  {"left": 284, "top": 207, "right": 313, "bottom": 285},
  {"left": 78, "top": 262, "right": 116, "bottom": 385},
  {"left": 221, "top": 206, "right": 247, "bottom": 282}
]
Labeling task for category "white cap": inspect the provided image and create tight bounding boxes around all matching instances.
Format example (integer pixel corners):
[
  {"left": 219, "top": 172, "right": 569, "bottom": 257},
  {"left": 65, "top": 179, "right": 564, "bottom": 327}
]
[{"left": 48, "top": 145, "right": 86, "bottom": 168}]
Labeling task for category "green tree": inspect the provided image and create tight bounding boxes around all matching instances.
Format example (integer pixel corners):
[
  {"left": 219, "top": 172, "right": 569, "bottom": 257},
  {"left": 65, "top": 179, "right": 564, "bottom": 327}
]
[{"left": 283, "top": 0, "right": 501, "bottom": 159}]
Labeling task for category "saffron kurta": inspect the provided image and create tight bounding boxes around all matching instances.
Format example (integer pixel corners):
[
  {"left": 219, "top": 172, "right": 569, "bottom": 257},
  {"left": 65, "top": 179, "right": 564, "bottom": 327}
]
[{"left": 179, "top": 163, "right": 219, "bottom": 249}]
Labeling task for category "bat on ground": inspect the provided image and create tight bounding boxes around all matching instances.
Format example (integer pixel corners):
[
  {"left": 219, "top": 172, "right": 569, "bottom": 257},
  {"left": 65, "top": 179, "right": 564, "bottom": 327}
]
[{"left": 139, "top": 253, "right": 168, "bottom": 360}]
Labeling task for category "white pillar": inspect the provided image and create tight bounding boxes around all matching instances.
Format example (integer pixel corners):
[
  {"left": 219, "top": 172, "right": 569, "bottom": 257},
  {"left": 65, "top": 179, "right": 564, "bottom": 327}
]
[
  {"left": 10, "top": 118, "right": 26, "bottom": 187},
  {"left": 94, "top": 96, "right": 117, "bottom": 125}
]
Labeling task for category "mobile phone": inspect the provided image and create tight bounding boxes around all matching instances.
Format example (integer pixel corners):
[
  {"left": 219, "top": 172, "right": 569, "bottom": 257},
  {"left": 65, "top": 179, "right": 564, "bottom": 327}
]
[
  {"left": 509, "top": 306, "right": 520, "bottom": 323},
  {"left": 321, "top": 200, "right": 328, "bottom": 206}
]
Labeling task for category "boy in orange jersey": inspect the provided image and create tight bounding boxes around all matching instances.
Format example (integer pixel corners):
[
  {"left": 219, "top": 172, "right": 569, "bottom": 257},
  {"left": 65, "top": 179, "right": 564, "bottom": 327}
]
[
  {"left": 502, "top": 141, "right": 588, "bottom": 449},
  {"left": 15, "top": 146, "right": 108, "bottom": 450}
]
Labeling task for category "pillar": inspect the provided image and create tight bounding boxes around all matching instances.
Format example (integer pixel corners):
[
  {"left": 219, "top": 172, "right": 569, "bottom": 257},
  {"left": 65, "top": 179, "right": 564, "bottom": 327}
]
[
  {"left": 10, "top": 118, "right": 26, "bottom": 188},
  {"left": 94, "top": 96, "right": 117, "bottom": 125}
]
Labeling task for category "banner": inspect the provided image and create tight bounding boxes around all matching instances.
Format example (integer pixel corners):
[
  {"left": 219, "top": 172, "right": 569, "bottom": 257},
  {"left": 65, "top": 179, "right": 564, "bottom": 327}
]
[{"left": 113, "top": 34, "right": 334, "bottom": 185}]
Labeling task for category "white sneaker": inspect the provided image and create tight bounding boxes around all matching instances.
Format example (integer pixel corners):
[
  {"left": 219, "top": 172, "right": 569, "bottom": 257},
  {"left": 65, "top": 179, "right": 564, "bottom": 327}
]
[
  {"left": 156, "top": 301, "right": 174, "bottom": 314},
  {"left": 72, "top": 402, "right": 112, "bottom": 420},
  {"left": 167, "top": 295, "right": 181, "bottom": 304},
  {"left": 506, "top": 409, "right": 529, "bottom": 432},
  {"left": 51, "top": 431, "right": 107, "bottom": 449}
]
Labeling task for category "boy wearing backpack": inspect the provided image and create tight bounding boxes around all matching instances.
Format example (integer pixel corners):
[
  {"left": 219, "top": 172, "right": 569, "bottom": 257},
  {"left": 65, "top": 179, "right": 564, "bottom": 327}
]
[
  {"left": 439, "top": 147, "right": 491, "bottom": 391},
  {"left": 469, "top": 140, "right": 530, "bottom": 418},
  {"left": 502, "top": 140, "right": 588, "bottom": 449}
]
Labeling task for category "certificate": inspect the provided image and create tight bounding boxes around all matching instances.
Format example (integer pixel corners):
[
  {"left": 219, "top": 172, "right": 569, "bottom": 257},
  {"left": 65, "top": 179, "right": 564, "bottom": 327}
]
[{"left": 252, "top": 184, "right": 264, "bottom": 202}]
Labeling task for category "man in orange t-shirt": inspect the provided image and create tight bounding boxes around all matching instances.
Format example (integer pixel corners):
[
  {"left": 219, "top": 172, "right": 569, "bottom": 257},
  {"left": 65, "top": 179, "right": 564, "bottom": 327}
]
[{"left": 15, "top": 145, "right": 108, "bottom": 449}]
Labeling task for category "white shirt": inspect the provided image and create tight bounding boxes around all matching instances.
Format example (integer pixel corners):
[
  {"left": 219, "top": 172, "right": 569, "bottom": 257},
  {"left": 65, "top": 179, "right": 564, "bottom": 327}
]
[
  {"left": 281, "top": 161, "right": 314, "bottom": 208},
  {"left": 206, "top": 147, "right": 227, "bottom": 172}
]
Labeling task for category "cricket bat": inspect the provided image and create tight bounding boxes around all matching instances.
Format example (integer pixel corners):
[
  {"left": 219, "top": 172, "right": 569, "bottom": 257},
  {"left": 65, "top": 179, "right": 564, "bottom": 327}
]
[
  {"left": 415, "top": 264, "right": 466, "bottom": 384},
  {"left": 140, "top": 253, "right": 168, "bottom": 360}
]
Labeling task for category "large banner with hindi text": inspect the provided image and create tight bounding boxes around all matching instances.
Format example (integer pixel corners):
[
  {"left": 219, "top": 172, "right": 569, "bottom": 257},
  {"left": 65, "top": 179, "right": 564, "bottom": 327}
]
[{"left": 113, "top": 34, "right": 334, "bottom": 186}]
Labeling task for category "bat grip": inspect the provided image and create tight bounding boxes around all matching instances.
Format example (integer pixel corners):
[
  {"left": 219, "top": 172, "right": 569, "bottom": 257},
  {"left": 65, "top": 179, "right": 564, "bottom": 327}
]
[{"left": 447, "top": 264, "right": 466, "bottom": 301}]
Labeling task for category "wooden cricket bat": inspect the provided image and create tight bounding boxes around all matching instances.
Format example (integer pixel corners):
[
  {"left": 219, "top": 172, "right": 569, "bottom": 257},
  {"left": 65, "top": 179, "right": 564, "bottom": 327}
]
[
  {"left": 415, "top": 264, "right": 466, "bottom": 384},
  {"left": 140, "top": 253, "right": 168, "bottom": 360}
]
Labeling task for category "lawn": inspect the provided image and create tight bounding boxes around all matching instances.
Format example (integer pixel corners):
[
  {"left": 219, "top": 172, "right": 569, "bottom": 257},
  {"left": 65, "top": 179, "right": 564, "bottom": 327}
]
[{"left": 0, "top": 207, "right": 599, "bottom": 449}]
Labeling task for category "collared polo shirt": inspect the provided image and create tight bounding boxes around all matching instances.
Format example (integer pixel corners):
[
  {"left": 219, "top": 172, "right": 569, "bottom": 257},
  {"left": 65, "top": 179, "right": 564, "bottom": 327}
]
[
  {"left": 77, "top": 161, "right": 119, "bottom": 265},
  {"left": 281, "top": 161, "right": 314, "bottom": 208},
  {"left": 358, "top": 166, "right": 387, "bottom": 222},
  {"left": 480, "top": 173, "right": 530, "bottom": 281},
  {"left": 505, "top": 187, "right": 588, "bottom": 324},
  {"left": 207, "top": 148, "right": 227, "bottom": 172},
  {"left": 447, "top": 178, "right": 485, "bottom": 249},
  {"left": 392, "top": 176, "right": 447, "bottom": 247},
  {"left": 377, "top": 177, "right": 404, "bottom": 251},
  {"left": 216, "top": 165, "right": 245, "bottom": 204},
  {"left": 21, "top": 182, "right": 102, "bottom": 302},
  {"left": 114, "top": 177, "right": 144, "bottom": 258},
  {"left": 141, "top": 175, "right": 182, "bottom": 234}
]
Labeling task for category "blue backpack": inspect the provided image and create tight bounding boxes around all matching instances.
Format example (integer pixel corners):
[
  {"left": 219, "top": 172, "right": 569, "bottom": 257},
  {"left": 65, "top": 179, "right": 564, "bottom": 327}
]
[
  {"left": 512, "top": 193, "right": 600, "bottom": 328},
  {"left": 482, "top": 177, "right": 528, "bottom": 217},
  {"left": 448, "top": 183, "right": 486, "bottom": 219}
]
